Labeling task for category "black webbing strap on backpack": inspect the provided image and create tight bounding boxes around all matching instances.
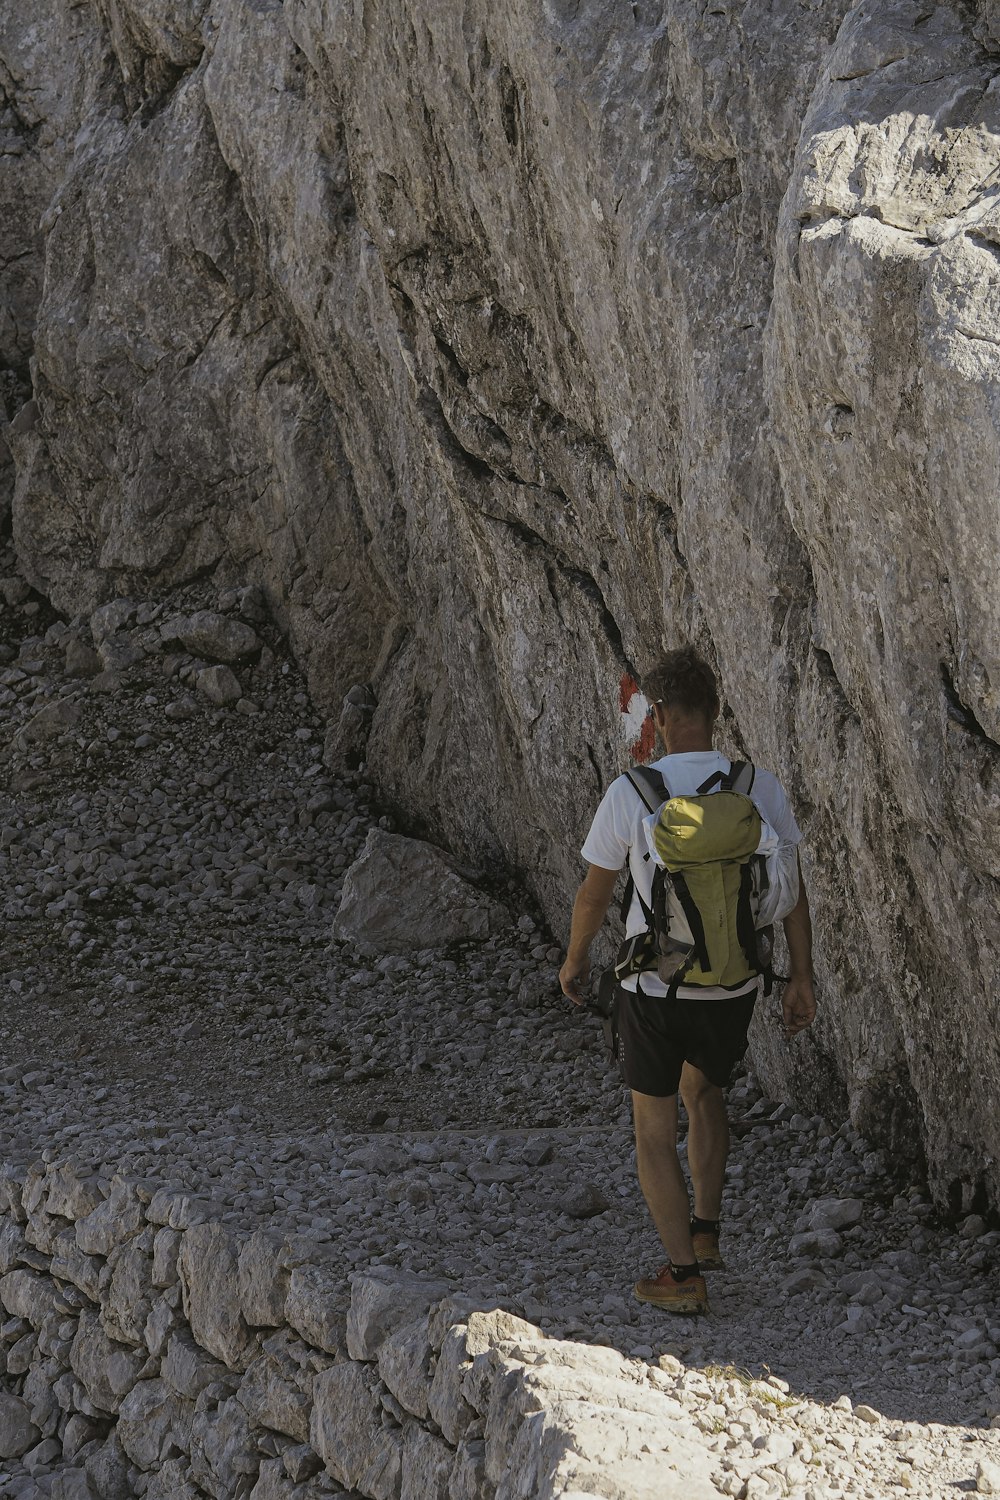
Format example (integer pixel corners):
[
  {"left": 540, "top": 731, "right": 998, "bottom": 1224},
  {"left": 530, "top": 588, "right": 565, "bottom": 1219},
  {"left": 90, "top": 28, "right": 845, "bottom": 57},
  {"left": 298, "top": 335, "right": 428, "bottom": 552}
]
[
  {"left": 619, "top": 765, "right": 668, "bottom": 924},
  {"left": 668, "top": 871, "right": 711, "bottom": 972},
  {"left": 728, "top": 762, "right": 761, "bottom": 976},
  {"left": 625, "top": 764, "right": 668, "bottom": 812},
  {"left": 611, "top": 766, "right": 668, "bottom": 988},
  {"left": 736, "top": 862, "right": 759, "bottom": 970},
  {"left": 696, "top": 759, "right": 756, "bottom": 796}
]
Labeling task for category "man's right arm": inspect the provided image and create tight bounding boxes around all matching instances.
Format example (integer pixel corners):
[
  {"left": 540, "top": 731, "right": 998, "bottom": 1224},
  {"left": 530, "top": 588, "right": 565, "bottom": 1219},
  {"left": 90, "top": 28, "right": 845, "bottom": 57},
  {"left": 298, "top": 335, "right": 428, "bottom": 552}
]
[
  {"left": 780, "top": 851, "right": 816, "bottom": 1036},
  {"left": 562, "top": 777, "right": 630, "bottom": 1004},
  {"left": 559, "top": 863, "right": 619, "bottom": 1005}
]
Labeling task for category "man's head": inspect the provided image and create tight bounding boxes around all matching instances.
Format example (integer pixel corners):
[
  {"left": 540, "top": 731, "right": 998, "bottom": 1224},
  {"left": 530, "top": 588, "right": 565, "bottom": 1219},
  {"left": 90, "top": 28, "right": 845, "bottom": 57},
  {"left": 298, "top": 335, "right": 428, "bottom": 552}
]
[{"left": 642, "top": 647, "right": 719, "bottom": 751}]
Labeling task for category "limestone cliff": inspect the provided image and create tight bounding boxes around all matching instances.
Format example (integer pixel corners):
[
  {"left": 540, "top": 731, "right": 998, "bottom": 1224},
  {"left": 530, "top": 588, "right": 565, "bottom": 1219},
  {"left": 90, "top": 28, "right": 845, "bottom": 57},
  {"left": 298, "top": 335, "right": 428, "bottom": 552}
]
[{"left": 2, "top": 0, "right": 999, "bottom": 1209}]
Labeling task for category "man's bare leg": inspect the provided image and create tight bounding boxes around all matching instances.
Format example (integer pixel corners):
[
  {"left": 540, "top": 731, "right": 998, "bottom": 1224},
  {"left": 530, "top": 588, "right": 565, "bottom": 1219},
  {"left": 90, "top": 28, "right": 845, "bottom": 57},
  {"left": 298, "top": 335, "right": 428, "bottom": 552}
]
[
  {"left": 679, "top": 1062, "right": 729, "bottom": 1220},
  {"left": 631, "top": 1090, "right": 696, "bottom": 1265}
]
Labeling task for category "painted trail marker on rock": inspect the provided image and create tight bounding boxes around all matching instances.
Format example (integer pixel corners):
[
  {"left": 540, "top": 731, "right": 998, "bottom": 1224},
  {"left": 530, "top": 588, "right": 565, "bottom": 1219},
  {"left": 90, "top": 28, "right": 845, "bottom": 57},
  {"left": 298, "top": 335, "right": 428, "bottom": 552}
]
[{"left": 619, "top": 673, "right": 655, "bottom": 763}]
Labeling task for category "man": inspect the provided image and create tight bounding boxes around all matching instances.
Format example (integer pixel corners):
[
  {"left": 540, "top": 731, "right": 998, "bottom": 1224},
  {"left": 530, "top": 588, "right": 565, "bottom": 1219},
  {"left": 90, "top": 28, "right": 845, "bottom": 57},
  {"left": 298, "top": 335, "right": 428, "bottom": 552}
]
[{"left": 559, "top": 646, "right": 816, "bottom": 1314}]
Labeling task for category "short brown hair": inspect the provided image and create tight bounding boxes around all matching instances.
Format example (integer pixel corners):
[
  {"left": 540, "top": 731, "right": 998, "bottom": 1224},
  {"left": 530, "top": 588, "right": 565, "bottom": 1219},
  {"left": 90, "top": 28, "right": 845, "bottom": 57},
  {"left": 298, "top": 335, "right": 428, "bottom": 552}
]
[{"left": 642, "top": 647, "right": 720, "bottom": 721}]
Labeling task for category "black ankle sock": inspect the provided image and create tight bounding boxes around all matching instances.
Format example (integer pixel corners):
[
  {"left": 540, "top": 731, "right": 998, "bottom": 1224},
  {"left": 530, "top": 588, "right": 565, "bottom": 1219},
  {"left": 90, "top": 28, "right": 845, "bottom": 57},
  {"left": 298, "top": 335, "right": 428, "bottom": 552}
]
[
  {"left": 690, "top": 1216, "right": 720, "bottom": 1236},
  {"left": 669, "top": 1261, "right": 700, "bottom": 1283}
]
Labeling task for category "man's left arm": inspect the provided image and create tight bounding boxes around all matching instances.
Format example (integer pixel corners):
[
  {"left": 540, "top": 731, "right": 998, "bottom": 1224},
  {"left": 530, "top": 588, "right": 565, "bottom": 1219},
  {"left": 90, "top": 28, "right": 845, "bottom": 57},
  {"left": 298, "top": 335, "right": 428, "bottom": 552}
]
[
  {"left": 559, "top": 864, "right": 619, "bottom": 1005},
  {"left": 781, "top": 850, "right": 816, "bottom": 1036}
]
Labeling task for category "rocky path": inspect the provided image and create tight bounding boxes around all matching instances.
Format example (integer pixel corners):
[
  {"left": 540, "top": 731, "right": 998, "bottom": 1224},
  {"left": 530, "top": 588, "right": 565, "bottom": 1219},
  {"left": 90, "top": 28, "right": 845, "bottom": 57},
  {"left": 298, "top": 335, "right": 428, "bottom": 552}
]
[{"left": 2, "top": 546, "right": 1000, "bottom": 1499}]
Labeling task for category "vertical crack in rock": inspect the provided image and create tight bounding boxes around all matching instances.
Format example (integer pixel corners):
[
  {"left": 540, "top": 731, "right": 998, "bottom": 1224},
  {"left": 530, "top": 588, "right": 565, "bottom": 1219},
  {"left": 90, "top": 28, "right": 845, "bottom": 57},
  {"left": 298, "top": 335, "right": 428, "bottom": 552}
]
[
  {"left": 809, "top": 642, "right": 861, "bottom": 727},
  {"left": 940, "top": 662, "right": 1000, "bottom": 752},
  {"left": 483, "top": 511, "right": 630, "bottom": 673}
]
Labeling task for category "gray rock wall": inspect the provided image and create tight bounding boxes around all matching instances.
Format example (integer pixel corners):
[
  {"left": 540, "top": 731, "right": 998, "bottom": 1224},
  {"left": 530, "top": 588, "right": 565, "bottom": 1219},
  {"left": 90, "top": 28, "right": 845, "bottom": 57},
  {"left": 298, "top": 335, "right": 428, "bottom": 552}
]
[{"left": 1, "top": 0, "right": 999, "bottom": 1206}]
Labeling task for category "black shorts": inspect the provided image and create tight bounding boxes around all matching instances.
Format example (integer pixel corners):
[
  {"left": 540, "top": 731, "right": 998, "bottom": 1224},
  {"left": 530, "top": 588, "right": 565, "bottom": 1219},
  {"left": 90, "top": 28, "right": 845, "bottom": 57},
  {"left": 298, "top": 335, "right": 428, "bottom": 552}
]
[{"left": 615, "top": 983, "right": 757, "bottom": 1097}]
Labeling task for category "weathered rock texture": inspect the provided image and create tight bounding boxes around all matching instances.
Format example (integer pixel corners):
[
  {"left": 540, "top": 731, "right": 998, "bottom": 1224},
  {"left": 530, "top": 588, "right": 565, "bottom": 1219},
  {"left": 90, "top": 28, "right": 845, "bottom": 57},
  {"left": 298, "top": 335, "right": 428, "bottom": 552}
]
[{"left": 2, "top": 0, "right": 999, "bottom": 1206}]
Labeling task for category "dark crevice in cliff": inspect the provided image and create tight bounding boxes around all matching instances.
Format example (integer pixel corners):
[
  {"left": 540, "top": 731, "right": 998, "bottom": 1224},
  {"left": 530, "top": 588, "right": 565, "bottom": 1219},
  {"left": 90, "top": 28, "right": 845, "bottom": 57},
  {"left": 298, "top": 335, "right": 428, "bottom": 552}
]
[
  {"left": 940, "top": 663, "right": 1000, "bottom": 753},
  {"left": 646, "top": 491, "right": 692, "bottom": 581},
  {"left": 488, "top": 511, "right": 628, "bottom": 668},
  {"left": 528, "top": 395, "right": 615, "bottom": 485},
  {"left": 560, "top": 564, "right": 627, "bottom": 669},
  {"left": 810, "top": 641, "right": 862, "bottom": 727},
  {"left": 584, "top": 740, "right": 604, "bottom": 796},
  {"left": 829, "top": 54, "right": 908, "bottom": 82},
  {"left": 947, "top": 1171, "right": 991, "bottom": 1220},
  {"left": 498, "top": 64, "right": 522, "bottom": 153},
  {"left": 967, "top": 230, "right": 1000, "bottom": 264},
  {"left": 99, "top": 20, "right": 204, "bottom": 125},
  {"left": 542, "top": 561, "right": 562, "bottom": 617},
  {"left": 414, "top": 372, "right": 496, "bottom": 486},
  {"left": 176, "top": 306, "right": 231, "bottom": 370},
  {"left": 955, "top": 323, "right": 1000, "bottom": 347},
  {"left": 429, "top": 337, "right": 520, "bottom": 480},
  {"left": 255, "top": 351, "right": 297, "bottom": 391},
  {"left": 0, "top": 66, "right": 43, "bottom": 149},
  {"left": 444, "top": 432, "right": 494, "bottom": 483},
  {"left": 793, "top": 204, "right": 935, "bottom": 249},
  {"left": 0, "top": 248, "right": 35, "bottom": 270},
  {"left": 386, "top": 245, "right": 600, "bottom": 500},
  {"left": 405, "top": 313, "right": 588, "bottom": 516},
  {"left": 136, "top": 57, "right": 203, "bottom": 124}
]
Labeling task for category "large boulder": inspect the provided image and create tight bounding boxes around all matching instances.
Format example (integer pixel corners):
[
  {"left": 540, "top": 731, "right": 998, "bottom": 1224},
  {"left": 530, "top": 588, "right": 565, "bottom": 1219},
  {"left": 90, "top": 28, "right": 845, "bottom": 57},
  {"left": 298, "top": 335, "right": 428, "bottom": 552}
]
[
  {"left": 164, "top": 610, "right": 261, "bottom": 665},
  {"left": 332, "top": 830, "right": 510, "bottom": 954}
]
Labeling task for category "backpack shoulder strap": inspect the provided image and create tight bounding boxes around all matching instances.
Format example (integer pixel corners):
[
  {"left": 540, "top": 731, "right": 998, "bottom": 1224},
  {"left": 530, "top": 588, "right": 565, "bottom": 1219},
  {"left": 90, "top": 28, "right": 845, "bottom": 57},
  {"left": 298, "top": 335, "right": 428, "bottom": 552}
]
[
  {"left": 697, "top": 760, "right": 757, "bottom": 795},
  {"left": 625, "top": 764, "right": 669, "bottom": 812},
  {"left": 618, "top": 766, "right": 668, "bottom": 925},
  {"left": 727, "top": 760, "right": 756, "bottom": 796}
]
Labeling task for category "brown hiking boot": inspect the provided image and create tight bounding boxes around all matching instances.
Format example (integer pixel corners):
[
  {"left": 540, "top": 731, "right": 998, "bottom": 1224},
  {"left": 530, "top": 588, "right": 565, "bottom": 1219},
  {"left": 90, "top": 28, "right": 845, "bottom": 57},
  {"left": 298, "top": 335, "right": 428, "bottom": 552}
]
[
  {"left": 691, "top": 1227, "right": 725, "bottom": 1271},
  {"left": 634, "top": 1265, "right": 709, "bottom": 1313}
]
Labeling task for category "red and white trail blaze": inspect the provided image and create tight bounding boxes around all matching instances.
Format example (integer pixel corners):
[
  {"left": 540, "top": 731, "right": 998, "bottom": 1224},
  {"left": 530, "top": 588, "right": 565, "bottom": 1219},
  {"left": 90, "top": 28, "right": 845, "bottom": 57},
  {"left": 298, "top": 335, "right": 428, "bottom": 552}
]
[{"left": 619, "top": 672, "right": 656, "bottom": 763}]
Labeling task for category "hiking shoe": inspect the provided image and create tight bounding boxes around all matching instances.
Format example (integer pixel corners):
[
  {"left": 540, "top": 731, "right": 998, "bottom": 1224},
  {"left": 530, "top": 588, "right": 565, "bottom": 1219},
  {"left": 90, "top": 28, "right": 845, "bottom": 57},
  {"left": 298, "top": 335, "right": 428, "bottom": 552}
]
[
  {"left": 691, "top": 1228, "right": 725, "bottom": 1271},
  {"left": 634, "top": 1266, "right": 708, "bottom": 1314}
]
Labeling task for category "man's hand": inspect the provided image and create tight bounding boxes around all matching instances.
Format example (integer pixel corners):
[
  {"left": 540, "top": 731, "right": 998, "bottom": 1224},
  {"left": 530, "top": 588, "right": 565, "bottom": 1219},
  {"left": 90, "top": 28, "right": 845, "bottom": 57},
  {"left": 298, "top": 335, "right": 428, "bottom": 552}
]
[
  {"left": 560, "top": 864, "right": 618, "bottom": 1009},
  {"left": 782, "top": 973, "right": 816, "bottom": 1037},
  {"left": 559, "top": 956, "right": 591, "bottom": 1006}
]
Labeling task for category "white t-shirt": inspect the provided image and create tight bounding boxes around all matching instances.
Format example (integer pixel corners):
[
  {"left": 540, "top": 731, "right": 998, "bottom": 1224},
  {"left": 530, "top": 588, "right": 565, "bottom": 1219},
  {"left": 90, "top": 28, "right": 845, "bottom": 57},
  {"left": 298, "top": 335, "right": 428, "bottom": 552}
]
[{"left": 581, "top": 751, "right": 802, "bottom": 999}]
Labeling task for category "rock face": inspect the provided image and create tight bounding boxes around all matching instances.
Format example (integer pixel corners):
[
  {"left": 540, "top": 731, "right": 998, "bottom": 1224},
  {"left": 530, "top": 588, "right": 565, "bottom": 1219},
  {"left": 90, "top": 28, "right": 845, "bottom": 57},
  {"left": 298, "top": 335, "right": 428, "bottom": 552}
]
[{"left": 1, "top": 0, "right": 999, "bottom": 1205}]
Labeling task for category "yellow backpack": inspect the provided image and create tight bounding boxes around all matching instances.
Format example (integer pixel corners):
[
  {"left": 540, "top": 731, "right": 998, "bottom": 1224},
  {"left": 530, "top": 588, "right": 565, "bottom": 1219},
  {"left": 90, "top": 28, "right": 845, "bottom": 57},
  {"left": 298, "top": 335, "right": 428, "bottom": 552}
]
[{"left": 614, "top": 761, "right": 771, "bottom": 994}]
